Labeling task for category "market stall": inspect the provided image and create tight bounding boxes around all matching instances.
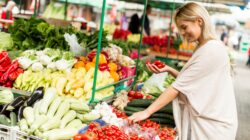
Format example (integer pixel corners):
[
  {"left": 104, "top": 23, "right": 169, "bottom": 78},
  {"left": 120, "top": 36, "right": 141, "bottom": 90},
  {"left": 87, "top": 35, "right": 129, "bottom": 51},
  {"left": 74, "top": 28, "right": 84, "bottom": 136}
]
[{"left": 0, "top": 0, "right": 178, "bottom": 140}]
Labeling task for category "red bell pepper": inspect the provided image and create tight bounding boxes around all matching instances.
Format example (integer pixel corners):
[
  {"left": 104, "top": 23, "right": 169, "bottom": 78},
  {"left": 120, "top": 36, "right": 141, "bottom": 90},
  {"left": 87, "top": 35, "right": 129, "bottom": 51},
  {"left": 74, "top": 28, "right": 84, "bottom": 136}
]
[
  {"left": 98, "top": 64, "right": 109, "bottom": 71},
  {"left": 0, "top": 60, "right": 19, "bottom": 83},
  {"left": 8, "top": 68, "right": 23, "bottom": 81},
  {"left": 87, "top": 51, "right": 109, "bottom": 61}
]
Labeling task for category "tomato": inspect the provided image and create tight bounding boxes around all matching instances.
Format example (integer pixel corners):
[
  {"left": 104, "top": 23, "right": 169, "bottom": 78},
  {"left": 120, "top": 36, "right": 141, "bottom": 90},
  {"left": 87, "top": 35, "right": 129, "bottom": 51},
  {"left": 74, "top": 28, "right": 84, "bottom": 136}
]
[
  {"left": 128, "top": 90, "right": 135, "bottom": 97},
  {"left": 146, "top": 95, "right": 153, "bottom": 99},
  {"left": 73, "top": 134, "right": 84, "bottom": 140},
  {"left": 134, "top": 92, "right": 143, "bottom": 99},
  {"left": 153, "top": 60, "right": 165, "bottom": 69},
  {"left": 154, "top": 60, "right": 162, "bottom": 65},
  {"left": 146, "top": 61, "right": 151, "bottom": 65},
  {"left": 156, "top": 63, "right": 165, "bottom": 69}
]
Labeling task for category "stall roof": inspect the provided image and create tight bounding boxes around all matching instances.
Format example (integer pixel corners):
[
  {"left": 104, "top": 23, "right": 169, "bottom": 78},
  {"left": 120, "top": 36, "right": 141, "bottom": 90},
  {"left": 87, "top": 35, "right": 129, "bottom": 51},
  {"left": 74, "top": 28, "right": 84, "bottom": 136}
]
[
  {"left": 117, "top": 0, "right": 231, "bottom": 13},
  {"left": 189, "top": 0, "right": 248, "bottom": 7},
  {"left": 58, "top": 0, "right": 111, "bottom": 9}
]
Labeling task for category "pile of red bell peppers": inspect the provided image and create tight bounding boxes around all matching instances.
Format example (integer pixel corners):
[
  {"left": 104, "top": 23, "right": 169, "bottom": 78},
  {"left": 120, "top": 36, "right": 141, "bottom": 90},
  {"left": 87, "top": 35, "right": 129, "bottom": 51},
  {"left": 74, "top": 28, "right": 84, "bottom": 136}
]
[
  {"left": 0, "top": 52, "right": 23, "bottom": 88},
  {"left": 113, "top": 28, "right": 131, "bottom": 40},
  {"left": 143, "top": 36, "right": 174, "bottom": 48}
]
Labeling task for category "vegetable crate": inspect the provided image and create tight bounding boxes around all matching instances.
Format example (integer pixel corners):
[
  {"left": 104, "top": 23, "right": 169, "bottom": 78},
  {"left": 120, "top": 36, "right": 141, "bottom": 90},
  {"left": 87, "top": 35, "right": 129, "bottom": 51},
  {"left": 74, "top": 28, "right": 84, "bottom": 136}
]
[{"left": 0, "top": 124, "right": 41, "bottom": 140}]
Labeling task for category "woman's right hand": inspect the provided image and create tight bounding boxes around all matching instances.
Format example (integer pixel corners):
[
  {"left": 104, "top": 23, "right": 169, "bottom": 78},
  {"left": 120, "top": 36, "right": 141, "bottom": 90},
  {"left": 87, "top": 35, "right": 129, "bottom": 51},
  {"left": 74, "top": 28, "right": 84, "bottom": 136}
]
[
  {"left": 128, "top": 110, "right": 151, "bottom": 123},
  {"left": 146, "top": 63, "right": 172, "bottom": 74}
]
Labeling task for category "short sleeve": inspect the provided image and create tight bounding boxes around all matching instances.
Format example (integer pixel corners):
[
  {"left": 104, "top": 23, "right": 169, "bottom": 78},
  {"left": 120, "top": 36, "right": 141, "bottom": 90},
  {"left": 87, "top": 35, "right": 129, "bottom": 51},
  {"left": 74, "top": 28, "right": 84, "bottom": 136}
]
[{"left": 172, "top": 43, "right": 227, "bottom": 96}]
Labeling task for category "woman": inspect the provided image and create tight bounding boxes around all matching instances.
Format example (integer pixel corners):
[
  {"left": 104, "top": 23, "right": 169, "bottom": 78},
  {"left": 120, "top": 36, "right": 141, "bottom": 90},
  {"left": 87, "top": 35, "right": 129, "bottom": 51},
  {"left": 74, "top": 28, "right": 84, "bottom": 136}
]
[
  {"left": 128, "top": 14, "right": 140, "bottom": 34},
  {"left": 129, "top": 2, "right": 238, "bottom": 140},
  {"left": 246, "top": 47, "right": 250, "bottom": 67}
]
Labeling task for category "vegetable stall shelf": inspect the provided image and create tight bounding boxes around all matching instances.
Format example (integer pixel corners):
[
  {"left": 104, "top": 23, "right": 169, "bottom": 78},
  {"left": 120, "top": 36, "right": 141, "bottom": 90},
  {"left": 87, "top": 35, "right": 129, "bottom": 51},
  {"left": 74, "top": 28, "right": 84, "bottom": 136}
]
[
  {"left": 0, "top": 124, "right": 41, "bottom": 140},
  {"left": 87, "top": 0, "right": 149, "bottom": 104}
]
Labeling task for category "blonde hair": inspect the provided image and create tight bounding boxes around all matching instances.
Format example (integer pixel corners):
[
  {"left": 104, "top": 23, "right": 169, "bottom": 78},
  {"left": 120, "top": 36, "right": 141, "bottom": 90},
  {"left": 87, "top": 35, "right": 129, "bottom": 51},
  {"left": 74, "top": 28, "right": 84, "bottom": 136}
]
[{"left": 174, "top": 2, "right": 216, "bottom": 41}]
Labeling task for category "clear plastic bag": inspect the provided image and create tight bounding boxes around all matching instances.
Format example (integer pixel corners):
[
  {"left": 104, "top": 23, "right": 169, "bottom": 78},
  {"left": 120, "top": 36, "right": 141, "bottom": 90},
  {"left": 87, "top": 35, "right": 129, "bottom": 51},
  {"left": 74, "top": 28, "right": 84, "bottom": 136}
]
[{"left": 64, "top": 33, "right": 86, "bottom": 56}]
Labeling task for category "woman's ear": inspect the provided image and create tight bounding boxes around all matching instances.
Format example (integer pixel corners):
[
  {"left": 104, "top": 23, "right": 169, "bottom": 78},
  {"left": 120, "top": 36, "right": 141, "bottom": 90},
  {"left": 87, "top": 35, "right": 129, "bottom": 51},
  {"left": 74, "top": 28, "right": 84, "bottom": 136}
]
[{"left": 196, "top": 18, "right": 203, "bottom": 27}]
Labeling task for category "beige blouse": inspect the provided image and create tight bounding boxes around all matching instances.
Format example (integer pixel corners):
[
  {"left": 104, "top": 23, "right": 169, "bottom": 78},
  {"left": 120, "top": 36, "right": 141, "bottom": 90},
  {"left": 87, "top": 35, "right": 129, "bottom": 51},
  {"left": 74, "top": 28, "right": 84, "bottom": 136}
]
[{"left": 172, "top": 40, "right": 238, "bottom": 140}]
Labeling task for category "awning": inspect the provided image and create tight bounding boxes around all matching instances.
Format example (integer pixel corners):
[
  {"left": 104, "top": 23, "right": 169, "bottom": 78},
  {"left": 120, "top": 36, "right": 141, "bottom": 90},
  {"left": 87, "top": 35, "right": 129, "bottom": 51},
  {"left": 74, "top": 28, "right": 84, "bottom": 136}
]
[{"left": 58, "top": 0, "right": 111, "bottom": 9}]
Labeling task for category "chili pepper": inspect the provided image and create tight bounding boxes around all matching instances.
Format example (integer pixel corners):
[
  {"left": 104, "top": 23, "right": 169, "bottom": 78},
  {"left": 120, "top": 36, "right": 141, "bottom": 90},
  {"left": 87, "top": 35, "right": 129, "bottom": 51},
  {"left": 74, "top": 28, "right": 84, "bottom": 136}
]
[{"left": 98, "top": 64, "right": 109, "bottom": 71}]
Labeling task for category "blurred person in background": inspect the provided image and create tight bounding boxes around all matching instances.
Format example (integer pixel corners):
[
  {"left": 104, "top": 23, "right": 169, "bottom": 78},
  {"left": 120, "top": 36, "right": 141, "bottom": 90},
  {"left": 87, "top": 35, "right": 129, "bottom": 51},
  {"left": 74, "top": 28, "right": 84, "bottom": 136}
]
[
  {"left": 246, "top": 47, "right": 250, "bottom": 67},
  {"left": 220, "top": 26, "right": 228, "bottom": 45},
  {"left": 141, "top": 5, "right": 151, "bottom": 36},
  {"left": 120, "top": 11, "right": 128, "bottom": 30},
  {"left": 128, "top": 13, "right": 140, "bottom": 34},
  {"left": 1, "top": 0, "right": 15, "bottom": 31},
  {"left": 1, "top": 0, "right": 15, "bottom": 20}
]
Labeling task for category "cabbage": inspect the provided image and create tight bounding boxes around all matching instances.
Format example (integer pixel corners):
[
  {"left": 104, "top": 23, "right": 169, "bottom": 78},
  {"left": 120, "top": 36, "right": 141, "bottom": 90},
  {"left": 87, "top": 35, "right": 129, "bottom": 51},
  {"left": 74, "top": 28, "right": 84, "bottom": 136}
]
[
  {"left": 55, "top": 59, "right": 76, "bottom": 71},
  {"left": 39, "top": 55, "right": 52, "bottom": 66},
  {"left": 0, "top": 89, "right": 14, "bottom": 105},
  {"left": 31, "top": 62, "right": 44, "bottom": 72},
  {"left": 0, "top": 32, "right": 13, "bottom": 51},
  {"left": 18, "top": 57, "right": 33, "bottom": 70}
]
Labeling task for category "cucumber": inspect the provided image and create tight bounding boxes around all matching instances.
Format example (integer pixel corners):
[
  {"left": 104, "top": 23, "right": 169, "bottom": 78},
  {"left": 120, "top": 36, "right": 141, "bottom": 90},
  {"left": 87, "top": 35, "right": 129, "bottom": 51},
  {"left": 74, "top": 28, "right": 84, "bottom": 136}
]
[
  {"left": 151, "top": 113, "right": 174, "bottom": 120},
  {"left": 124, "top": 111, "right": 134, "bottom": 116},
  {"left": 149, "top": 117, "right": 175, "bottom": 126},
  {"left": 127, "top": 99, "right": 154, "bottom": 107},
  {"left": 124, "top": 106, "right": 145, "bottom": 112},
  {"left": 125, "top": 105, "right": 173, "bottom": 115},
  {"left": 125, "top": 109, "right": 174, "bottom": 121}
]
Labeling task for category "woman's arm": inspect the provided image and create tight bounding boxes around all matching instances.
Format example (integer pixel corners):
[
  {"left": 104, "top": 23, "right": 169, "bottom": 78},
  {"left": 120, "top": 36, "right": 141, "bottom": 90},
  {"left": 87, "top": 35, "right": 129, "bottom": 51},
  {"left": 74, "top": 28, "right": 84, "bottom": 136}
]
[
  {"left": 167, "top": 67, "right": 180, "bottom": 78},
  {"left": 128, "top": 86, "right": 179, "bottom": 122},
  {"left": 147, "top": 64, "right": 179, "bottom": 78}
]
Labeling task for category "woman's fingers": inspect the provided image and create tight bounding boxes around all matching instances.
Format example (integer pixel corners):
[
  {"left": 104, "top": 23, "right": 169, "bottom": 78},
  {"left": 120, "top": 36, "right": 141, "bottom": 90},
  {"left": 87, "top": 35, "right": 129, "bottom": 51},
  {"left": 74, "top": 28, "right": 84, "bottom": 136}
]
[
  {"left": 151, "top": 64, "right": 161, "bottom": 73},
  {"left": 147, "top": 64, "right": 159, "bottom": 73}
]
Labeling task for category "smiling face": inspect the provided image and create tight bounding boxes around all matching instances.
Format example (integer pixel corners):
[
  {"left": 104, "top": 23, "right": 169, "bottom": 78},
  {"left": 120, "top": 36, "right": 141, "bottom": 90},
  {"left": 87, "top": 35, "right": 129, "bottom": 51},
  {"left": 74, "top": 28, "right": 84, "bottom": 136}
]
[{"left": 176, "top": 18, "right": 203, "bottom": 43}]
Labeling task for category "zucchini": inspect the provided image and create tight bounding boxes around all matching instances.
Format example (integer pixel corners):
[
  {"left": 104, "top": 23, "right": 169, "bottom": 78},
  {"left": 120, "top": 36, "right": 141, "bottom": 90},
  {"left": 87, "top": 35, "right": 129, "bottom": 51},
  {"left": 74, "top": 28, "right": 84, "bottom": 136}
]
[
  {"left": 10, "top": 112, "right": 17, "bottom": 126},
  {"left": 0, "top": 114, "right": 10, "bottom": 126}
]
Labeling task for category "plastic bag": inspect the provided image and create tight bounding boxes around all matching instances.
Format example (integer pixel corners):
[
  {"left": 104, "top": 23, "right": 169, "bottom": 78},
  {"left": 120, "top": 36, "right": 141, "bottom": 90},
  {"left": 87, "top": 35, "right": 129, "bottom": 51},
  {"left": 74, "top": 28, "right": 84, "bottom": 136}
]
[
  {"left": 143, "top": 72, "right": 168, "bottom": 91},
  {"left": 64, "top": 33, "right": 86, "bottom": 56}
]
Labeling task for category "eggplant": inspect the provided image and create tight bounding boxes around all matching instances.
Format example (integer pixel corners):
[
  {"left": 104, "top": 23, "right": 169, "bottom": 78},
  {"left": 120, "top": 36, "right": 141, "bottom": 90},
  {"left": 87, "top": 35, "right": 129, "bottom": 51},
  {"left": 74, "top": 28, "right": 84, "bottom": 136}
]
[
  {"left": 17, "top": 105, "right": 25, "bottom": 122},
  {"left": 0, "top": 103, "right": 10, "bottom": 115},
  {"left": 26, "top": 87, "right": 44, "bottom": 106},
  {"left": 6, "top": 96, "right": 27, "bottom": 111}
]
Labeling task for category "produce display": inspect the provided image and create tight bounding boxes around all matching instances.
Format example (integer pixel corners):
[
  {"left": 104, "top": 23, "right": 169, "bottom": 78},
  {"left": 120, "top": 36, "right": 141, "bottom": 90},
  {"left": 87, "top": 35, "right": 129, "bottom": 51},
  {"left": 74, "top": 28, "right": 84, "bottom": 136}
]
[
  {"left": 8, "top": 18, "right": 108, "bottom": 52},
  {"left": 0, "top": 16, "right": 179, "bottom": 140},
  {"left": 0, "top": 51, "right": 24, "bottom": 88},
  {"left": 125, "top": 99, "right": 175, "bottom": 127},
  {"left": 17, "top": 87, "right": 99, "bottom": 139}
]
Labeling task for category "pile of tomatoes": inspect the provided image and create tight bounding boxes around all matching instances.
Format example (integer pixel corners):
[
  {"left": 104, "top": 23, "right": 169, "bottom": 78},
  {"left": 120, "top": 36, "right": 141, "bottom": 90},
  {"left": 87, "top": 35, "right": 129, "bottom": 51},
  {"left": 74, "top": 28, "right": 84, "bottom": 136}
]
[
  {"left": 138, "top": 119, "right": 161, "bottom": 130},
  {"left": 158, "top": 127, "right": 176, "bottom": 140},
  {"left": 74, "top": 122, "right": 145, "bottom": 140},
  {"left": 127, "top": 90, "right": 144, "bottom": 101},
  {"left": 112, "top": 108, "right": 127, "bottom": 118}
]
